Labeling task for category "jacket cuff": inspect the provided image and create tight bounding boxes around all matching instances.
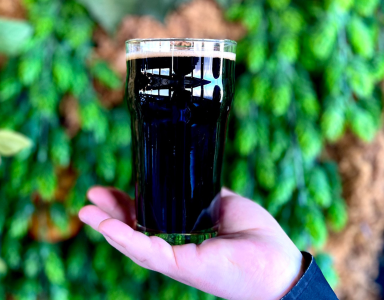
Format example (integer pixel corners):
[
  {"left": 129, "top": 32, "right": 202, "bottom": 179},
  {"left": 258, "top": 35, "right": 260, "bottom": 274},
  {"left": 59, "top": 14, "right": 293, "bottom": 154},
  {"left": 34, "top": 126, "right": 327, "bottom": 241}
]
[{"left": 281, "top": 252, "right": 339, "bottom": 300}]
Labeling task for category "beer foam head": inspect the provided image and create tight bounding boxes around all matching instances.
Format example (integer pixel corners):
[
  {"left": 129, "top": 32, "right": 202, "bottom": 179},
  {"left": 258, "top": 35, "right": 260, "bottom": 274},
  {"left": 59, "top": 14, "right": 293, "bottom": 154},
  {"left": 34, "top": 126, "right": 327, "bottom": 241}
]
[{"left": 126, "top": 50, "right": 236, "bottom": 61}]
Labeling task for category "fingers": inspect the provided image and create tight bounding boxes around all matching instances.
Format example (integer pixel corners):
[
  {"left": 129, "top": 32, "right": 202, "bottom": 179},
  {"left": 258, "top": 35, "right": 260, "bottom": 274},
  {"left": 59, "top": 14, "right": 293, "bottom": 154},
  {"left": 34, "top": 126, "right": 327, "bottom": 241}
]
[
  {"left": 98, "top": 218, "right": 179, "bottom": 275},
  {"left": 87, "top": 186, "right": 136, "bottom": 226},
  {"left": 79, "top": 205, "right": 133, "bottom": 257},
  {"left": 79, "top": 204, "right": 179, "bottom": 275},
  {"left": 78, "top": 205, "right": 111, "bottom": 231}
]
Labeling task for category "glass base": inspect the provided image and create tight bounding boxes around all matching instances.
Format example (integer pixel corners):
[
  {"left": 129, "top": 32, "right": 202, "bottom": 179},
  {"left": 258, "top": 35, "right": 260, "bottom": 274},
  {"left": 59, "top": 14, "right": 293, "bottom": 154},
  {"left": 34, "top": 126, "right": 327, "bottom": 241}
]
[{"left": 136, "top": 224, "right": 218, "bottom": 245}]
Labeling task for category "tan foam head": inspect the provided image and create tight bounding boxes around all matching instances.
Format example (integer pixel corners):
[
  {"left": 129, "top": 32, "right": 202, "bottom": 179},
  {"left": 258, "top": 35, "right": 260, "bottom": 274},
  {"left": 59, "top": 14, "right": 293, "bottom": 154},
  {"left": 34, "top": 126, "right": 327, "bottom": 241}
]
[{"left": 126, "top": 50, "right": 236, "bottom": 61}]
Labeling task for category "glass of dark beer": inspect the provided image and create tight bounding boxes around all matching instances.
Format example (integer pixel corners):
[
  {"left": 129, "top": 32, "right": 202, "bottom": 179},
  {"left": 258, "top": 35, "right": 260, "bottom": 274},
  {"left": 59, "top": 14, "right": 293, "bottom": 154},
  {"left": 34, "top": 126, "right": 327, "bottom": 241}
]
[{"left": 125, "top": 38, "right": 236, "bottom": 245}]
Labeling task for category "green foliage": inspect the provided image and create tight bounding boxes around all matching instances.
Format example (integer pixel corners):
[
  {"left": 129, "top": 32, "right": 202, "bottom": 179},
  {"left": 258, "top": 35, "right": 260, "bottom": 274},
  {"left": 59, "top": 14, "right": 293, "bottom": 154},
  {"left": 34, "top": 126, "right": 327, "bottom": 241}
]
[
  {"left": 315, "top": 253, "right": 339, "bottom": 288},
  {"left": 347, "top": 105, "right": 376, "bottom": 142},
  {"left": 347, "top": 16, "right": 374, "bottom": 58},
  {"left": 0, "top": 130, "right": 32, "bottom": 159},
  {"left": 1, "top": 0, "right": 383, "bottom": 298},
  {"left": 307, "top": 167, "right": 332, "bottom": 208},
  {"left": 91, "top": 60, "right": 122, "bottom": 89},
  {"left": 225, "top": 0, "right": 384, "bottom": 283},
  {"left": 78, "top": 0, "right": 191, "bottom": 33},
  {"left": 0, "top": 18, "right": 33, "bottom": 55},
  {"left": 321, "top": 100, "right": 345, "bottom": 141}
]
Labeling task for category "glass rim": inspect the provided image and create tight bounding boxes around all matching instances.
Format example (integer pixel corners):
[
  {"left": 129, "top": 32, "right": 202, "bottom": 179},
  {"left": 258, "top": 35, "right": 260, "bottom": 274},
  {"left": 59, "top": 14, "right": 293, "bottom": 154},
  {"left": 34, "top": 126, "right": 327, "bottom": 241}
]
[{"left": 125, "top": 38, "right": 237, "bottom": 45}]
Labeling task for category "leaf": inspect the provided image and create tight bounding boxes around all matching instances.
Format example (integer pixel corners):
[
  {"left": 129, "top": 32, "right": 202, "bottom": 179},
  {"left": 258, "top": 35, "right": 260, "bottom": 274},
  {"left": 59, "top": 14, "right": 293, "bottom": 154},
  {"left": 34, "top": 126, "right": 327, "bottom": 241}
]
[
  {"left": 348, "top": 104, "right": 376, "bottom": 142},
  {"left": 326, "top": 0, "right": 353, "bottom": 11},
  {"left": 322, "top": 162, "right": 342, "bottom": 195},
  {"left": 353, "top": 0, "right": 380, "bottom": 16},
  {"left": 347, "top": 16, "right": 374, "bottom": 59},
  {"left": 327, "top": 197, "right": 347, "bottom": 232},
  {"left": 255, "top": 113, "right": 270, "bottom": 148},
  {"left": 324, "top": 59, "right": 345, "bottom": 95},
  {"left": 44, "top": 251, "right": 65, "bottom": 285},
  {"left": 235, "top": 121, "right": 257, "bottom": 156},
  {"left": 280, "top": 7, "right": 304, "bottom": 33},
  {"left": 79, "top": 0, "right": 191, "bottom": 33},
  {"left": 247, "top": 41, "right": 266, "bottom": 73},
  {"left": 0, "top": 257, "right": 7, "bottom": 277},
  {"left": 0, "top": 18, "right": 33, "bottom": 55},
  {"left": 230, "top": 160, "right": 249, "bottom": 193},
  {"left": 346, "top": 60, "right": 375, "bottom": 98},
  {"left": 234, "top": 75, "right": 252, "bottom": 117},
  {"left": 305, "top": 208, "right": 328, "bottom": 249},
  {"left": 79, "top": 101, "right": 108, "bottom": 143},
  {"left": 24, "top": 247, "right": 41, "bottom": 278},
  {"left": 295, "top": 121, "right": 322, "bottom": 160},
  {"left": 267, "top": 0, "right": 291, "bottom": 10},
  {"left": 0, "top": 130, "right": 32, "bottom": 157},
  {"left": 371, "top": 53, "right": 384, "bottom": 81},
  {"left": 50, "top": 203, "right": 70, "bottom": 232},
  {"left": 109, "top": 122, "right": 131, "bottom": 149},
  {"left": 358, "top": 96, "right": 382, "bottom": 130},
  {"left": 18, "top": 54, "right": 43, "bottom": 86},
  {"left": 8, "top": 204, "right": 34, "bottom": 239},
  {"left": 64, "top": 17, "right": 94, "bottom": 48},
  {"left": 251, "top": 74, "right": 269, "bottom": 106},
  {"left": 70, "top": 68, "right": 89, "bottom": 97},
  {"left": 91, "top": 61, "right": 121, "bottom": 89},
  {"left": 96, "top": 145, "right": 116, "bottom": 182},
  {"left": 294, "top": 75, "right": 319, "bottom": 118},
  {"left": 307, "top": 167, "right": 332, "bottom": 208},
  {"left": 0, "top": 78, "right": 22, "bottom": 102},
  {"left": 51, "top": 284, "right": 69, "bottom": 300},
  {"left": 242, "top": 5, "right": 263, "bottom": 31},
  {"left": 321, "top": 103, "right": 345, "bottom": 141},
  {"left": 115, "top": 156, "right": 132, "bottom": 189},
  {"left": 224, "top": 3, "right": 244, "bottom": 20},
  {"left": 277, "top": 35, "right": 299, "bottom": 63},
  {"left": 35, "top": 165, "right": 57, "bottom": 201},
  {"left": 50, "top": 129, "right": 71, "bottom": 167},
  {"left": 270, "top": 127, "right": 289, "bottom": 160},
  {"left": 29, "top": 82, "right": 59, "bottom": 118},
  {"left": 267, "top": 176, "right": 296, "bottom": 214},
  {"left": 308, "top": 21, "right": 338, "bottom": 60},
  {"left": 270, "top": 83, "right": 291, "bottom": 116},
  {"left": 53, "top": 49, "right": 73, "bottom": 93},
  {"left": 67, "top": 242, "right": 87, "bottom": 280},
  {"left": 256, "top": 155, "right": 276, "bottom": 190}
]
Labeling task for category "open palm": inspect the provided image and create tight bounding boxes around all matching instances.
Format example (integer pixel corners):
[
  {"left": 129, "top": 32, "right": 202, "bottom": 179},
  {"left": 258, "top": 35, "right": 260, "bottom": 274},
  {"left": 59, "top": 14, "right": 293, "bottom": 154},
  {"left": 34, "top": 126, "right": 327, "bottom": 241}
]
[{"left": 79, "top": 187, "right": 304, "bottom": 300}]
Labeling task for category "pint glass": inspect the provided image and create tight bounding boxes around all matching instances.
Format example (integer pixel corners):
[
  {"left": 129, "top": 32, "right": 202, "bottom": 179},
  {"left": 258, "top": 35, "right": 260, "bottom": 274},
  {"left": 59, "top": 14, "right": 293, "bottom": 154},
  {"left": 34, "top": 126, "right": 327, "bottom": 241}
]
[{"left": 125, "top": 39, "right": 236, "bottom": 245}]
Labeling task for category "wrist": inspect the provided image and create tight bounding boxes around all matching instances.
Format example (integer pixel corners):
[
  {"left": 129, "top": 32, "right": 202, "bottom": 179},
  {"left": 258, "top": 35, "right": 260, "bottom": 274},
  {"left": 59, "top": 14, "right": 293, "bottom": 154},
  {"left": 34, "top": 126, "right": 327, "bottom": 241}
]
[
  {"left": 275, "top": 252, "right": 306, "bottom": 300},
  {"left": 290, "top": 254, "right": 306, "bottom": 288}
]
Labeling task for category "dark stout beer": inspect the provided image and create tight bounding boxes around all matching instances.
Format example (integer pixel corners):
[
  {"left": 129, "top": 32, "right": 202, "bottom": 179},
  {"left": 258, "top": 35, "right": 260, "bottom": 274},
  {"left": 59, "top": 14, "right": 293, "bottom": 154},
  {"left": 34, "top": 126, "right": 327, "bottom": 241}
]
[{"left": 126, "top": 49, "right": 236, "bottom": 244}]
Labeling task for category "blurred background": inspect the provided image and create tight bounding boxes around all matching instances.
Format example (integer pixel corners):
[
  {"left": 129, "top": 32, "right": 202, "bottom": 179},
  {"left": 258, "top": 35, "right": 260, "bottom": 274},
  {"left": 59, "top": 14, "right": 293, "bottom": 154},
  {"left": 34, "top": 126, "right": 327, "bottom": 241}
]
[{"left": 0, "top": 0, "right": 384, "bottom": 299}]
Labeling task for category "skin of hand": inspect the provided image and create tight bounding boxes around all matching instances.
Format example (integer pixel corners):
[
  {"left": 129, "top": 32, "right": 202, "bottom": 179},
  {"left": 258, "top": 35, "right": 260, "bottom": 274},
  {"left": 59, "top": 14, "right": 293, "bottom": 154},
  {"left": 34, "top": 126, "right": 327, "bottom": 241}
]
[{"left": 79, "top": 187, "right": 305, "bottom": 300}]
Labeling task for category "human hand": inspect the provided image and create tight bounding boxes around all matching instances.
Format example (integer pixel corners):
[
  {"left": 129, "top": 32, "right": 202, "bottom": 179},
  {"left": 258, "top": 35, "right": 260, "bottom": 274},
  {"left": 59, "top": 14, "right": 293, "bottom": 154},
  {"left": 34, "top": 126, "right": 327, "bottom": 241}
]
[{"left": 79, "top": 187, "right": 304, "bottom": 300}]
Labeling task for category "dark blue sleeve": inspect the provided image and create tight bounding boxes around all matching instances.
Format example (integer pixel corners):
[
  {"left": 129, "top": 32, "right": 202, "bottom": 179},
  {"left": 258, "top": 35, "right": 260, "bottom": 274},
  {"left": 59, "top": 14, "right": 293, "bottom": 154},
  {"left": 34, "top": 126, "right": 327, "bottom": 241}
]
[{"left": 281, "top": 252, "right": 339, "bottom": 300}]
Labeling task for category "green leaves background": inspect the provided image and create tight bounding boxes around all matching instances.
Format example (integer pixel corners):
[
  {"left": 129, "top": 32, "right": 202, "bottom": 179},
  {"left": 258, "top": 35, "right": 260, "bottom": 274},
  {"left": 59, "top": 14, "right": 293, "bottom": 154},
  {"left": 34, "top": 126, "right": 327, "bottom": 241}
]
[{"left": 0, "top": 0, "right": 384, "bottom": 298}]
